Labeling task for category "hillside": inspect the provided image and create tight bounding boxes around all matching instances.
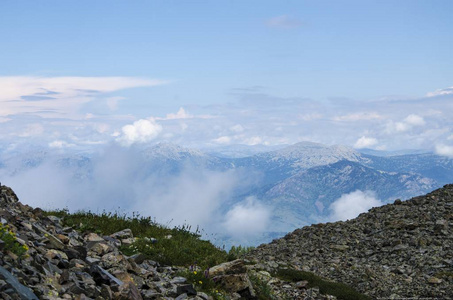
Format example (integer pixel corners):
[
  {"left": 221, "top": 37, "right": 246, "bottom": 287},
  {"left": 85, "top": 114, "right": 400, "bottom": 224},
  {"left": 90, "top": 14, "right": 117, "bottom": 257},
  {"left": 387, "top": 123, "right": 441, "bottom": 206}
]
[
  {"left": 1, "top": 184, "right": 357, "bottom": 300},
  {"left": 1, "top": 183, "right": 451, "bottom": 298},
  {"left": 248, "top": 184, "right": 453, "bottom": 299}
]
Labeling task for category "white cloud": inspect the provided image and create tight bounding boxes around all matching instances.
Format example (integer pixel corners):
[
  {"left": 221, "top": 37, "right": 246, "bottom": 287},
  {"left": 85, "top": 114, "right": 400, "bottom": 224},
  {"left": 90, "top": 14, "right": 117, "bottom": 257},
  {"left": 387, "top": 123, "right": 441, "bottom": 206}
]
[
  {"left": 435, "top": 144, "right": 453, "bottom": 158},
  {"left": 386, "top": 114, "right": 426, "bottom": 133},
  {"left": 165, "top": 107, "right": 193, "bottom": 120},
  {"left": 116, "top": 118, "right": 162, "bottom": 146},
  {"left": 404, "top": 114, "right": 425, "bottom": 126},
  {"left": 266, "top": 15, "right": 303, "bottom": 29},
  {"left": 354, "top": 136, "right": 378, "bottom": 149},
  {"left": 223, "top": 197, "right": 271, "bottom": 237},
  {"left": 333, "top": 112, "right": 382, "bottom": 122},
  {"left": 329, "top": 190, "right": 383, "bottom": 221},
  {"left": 426, "top": 86, "right": 453, "bottom": 97}
]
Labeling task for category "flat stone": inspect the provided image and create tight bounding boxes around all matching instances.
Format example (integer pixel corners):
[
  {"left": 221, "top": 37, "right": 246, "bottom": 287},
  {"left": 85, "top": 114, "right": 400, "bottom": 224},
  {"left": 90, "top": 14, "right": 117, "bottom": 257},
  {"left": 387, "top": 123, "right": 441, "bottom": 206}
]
[{"left": 428, "top": 277, "right": 442, "bottom": 284}]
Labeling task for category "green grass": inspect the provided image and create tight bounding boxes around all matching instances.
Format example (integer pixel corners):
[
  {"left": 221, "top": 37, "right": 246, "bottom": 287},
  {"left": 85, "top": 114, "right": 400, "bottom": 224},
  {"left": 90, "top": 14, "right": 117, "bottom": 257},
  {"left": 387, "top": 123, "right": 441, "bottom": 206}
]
[
  {"left": 275, "top": 268, "right": 371, "bottom": 300},
  {"left": 44, "top": 209, "right": 229, "bottom": 268}
]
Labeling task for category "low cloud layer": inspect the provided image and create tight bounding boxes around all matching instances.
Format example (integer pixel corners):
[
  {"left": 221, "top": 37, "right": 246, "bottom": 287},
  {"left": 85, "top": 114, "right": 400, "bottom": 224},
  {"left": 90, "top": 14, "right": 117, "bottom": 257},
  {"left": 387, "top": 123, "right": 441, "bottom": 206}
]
[
  {"left": 1, "top": 80, "right": 453, "bottom": 158},
  {"left": 329, "top": 190, "right": 383, "bottom": 221},
  {"left": 0, "top": 145, "right": 269, "bottom": 243}
]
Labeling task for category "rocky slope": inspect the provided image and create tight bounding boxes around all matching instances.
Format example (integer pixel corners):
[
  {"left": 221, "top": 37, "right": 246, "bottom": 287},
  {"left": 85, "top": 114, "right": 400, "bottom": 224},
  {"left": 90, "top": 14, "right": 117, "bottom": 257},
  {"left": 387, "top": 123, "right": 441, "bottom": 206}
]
[
  {"left": 0, "top": 185, "right": 339, "bottom": 300},
  {"left": 248, "top": 184, "right": 453, "bottom": 299}
]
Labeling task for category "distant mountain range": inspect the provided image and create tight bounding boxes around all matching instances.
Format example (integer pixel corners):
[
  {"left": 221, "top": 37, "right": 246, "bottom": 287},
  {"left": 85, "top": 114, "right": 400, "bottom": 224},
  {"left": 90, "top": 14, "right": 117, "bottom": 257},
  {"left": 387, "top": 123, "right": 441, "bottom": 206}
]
[{"left": 1, "top": 142, "right": 452, "bottom": 245}]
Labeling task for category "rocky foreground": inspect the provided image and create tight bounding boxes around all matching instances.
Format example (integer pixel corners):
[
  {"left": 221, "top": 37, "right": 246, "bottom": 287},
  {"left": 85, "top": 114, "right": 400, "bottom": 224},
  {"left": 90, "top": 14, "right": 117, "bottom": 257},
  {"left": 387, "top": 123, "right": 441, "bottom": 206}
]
[
  {"left": 248, "top": 184, "right": 453, "bottom": 299},
  {"left": 0, "top": 184, "right": 452, "bottom": 299},
  {"left": 0, "top": 185, "right": 339, "bottom": 300}
]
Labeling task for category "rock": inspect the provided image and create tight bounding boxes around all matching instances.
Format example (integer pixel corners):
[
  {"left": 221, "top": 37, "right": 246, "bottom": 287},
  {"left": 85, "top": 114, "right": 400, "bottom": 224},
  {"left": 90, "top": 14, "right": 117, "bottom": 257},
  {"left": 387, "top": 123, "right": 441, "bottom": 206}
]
[
  {"left": 427, "top": 277, "right": 442, "bottom": 284},
  {"left": 117, "top": 281, "right": 143, "bottom": 300},
  {"left": 209, "top": 259, "right": 246, "bottom": 277},
  {"left": 110, "top": 229, "right": 133, "bottom": 240},
  {"left": 296, "top": 280, "right": 309, "bottom": 288},
  {"left": 0, "top": 266, "right": 39, "bottom": 300},
  {"left": 176, "top": 284, "right": 197, "bottom": 296},
  {"left": 89, "top": 265, "right": 123, "bottom": 286},
  {"left": 85, "top": 233, "right": 104, "bottom": 242},
  {"left": 212, "top": 274, "right": 255, "bottom": 298},
  {"left": 129, "top": 253, "right": 147, "bottom": 264},
  {"left": 171, "top": 276, "right": 187, "bottom": 284},
  {"left": 176, "top": 293, "right": 189, "bottom": 300}
]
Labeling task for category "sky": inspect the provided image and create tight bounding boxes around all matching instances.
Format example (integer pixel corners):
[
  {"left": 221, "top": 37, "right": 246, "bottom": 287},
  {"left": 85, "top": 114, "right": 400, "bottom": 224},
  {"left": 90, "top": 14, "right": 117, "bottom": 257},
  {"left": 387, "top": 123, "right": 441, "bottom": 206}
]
[{"left": 1, "top": 0, "right": 453, "bottom": 155}]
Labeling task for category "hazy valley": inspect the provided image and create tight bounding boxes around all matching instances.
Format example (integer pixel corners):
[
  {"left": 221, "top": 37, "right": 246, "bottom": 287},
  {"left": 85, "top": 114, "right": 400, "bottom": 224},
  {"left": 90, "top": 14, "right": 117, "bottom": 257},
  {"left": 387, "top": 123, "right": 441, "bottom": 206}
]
[{"left": 1, "top": 142, "right": 451, "bottom": 248}]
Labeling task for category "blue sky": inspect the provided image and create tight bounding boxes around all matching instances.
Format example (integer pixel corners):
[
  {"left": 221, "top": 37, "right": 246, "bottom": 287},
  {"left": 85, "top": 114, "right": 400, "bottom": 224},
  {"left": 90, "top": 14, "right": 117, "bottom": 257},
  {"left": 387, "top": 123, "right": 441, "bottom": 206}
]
[{"left": 1, "top": 0, "right": 453, "bottom": 154}]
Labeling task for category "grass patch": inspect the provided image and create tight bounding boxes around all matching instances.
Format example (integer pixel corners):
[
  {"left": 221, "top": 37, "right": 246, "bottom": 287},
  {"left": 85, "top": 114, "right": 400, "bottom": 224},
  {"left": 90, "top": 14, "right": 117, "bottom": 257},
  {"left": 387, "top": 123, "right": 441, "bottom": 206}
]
[
  {"left": 275, "top": 268, "right": 370, "bottom": 300},
  {"left": 44, "top": 209, "right": 229, "bottom": 268}
]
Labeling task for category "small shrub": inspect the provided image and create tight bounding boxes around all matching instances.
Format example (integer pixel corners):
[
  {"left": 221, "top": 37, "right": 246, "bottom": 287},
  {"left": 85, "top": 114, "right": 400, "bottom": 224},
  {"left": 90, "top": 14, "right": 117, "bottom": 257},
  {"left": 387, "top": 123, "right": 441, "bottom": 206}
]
[
  {"left": 0, "top": 223, "right": 28, "bottom": 257},
  {"left": 276, "top": 268, "right": 371, "bottom": 300}
]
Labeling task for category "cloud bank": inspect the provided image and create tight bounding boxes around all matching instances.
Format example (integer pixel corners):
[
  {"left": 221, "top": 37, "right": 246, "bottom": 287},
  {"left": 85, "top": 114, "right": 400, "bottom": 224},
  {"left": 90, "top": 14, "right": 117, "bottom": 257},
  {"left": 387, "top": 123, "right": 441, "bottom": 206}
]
[{"left": 0, "top": 145, "right": 268, "bottom": 243}]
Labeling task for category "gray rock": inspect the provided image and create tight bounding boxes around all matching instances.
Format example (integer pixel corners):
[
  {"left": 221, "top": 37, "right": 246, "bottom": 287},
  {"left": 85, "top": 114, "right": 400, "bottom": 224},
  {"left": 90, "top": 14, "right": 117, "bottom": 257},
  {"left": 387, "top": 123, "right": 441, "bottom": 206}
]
[{"left": 0, "top": 266, "right": 39, "bottom": 300}]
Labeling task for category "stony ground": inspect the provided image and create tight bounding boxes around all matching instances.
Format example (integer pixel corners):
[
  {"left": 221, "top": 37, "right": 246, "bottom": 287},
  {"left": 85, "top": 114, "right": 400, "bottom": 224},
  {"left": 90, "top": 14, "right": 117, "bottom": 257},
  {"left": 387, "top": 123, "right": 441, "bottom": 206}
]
[
  {"left": 0, "top": 185, "right": 337, "bottom": 299},
  {"left": 248, "top": 184, "right": 453, "bottom": 299}
]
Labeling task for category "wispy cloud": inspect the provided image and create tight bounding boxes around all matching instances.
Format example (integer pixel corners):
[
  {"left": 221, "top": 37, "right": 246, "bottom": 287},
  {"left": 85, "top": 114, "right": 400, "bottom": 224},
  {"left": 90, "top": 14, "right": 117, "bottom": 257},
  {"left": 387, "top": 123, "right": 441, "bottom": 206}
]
[
  {"left": 426, "top": 86, "right": 453, "bottom": 97},
  {"left": 0, "top": 76, "right": 168, "bottom": 118},
  {"left": 333, "top": 112, "right": 383, "bottom": 122},
  {"left": 266, "top": 15, "right": 304, "bottom": 29}
]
